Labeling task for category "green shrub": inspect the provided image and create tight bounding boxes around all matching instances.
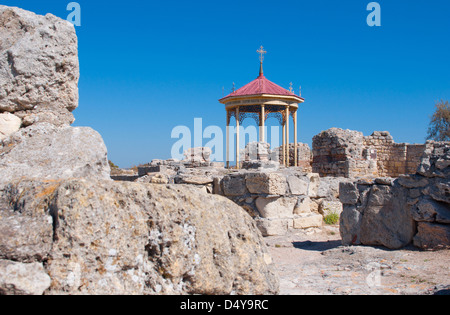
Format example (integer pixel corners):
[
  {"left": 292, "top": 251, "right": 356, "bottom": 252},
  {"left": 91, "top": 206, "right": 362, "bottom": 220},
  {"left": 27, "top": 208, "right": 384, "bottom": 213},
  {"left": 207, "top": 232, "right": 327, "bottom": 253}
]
[{"left": 323, "top": 211, "right": 340, "bottom": 225}]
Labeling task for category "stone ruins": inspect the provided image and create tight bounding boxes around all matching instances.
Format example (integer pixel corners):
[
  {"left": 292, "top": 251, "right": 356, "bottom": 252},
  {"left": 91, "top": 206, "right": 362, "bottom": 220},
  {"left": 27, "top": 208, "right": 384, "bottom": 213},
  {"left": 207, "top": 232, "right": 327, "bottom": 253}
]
[
  {"left": 111, "top": 128, "right": 449, "bottom": 251},
  {"left": 0, "top": 4, "right": 448, "bottom": 296}
]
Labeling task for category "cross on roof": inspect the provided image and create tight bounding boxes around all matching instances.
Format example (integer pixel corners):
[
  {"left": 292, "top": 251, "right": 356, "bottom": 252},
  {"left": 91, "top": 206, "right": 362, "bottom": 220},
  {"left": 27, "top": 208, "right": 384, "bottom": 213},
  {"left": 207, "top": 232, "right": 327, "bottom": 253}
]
[{"left": 257, "top": 46, "right": 267, "bottom": 63}]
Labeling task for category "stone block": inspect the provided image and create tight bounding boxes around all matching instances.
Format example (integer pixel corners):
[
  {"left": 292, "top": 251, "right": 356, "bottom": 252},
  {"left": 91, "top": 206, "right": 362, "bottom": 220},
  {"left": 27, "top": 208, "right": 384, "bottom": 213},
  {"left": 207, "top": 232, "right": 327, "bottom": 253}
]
[
  {"left": 246, "top": 172, "right": 287, "bottom": 195},
  {"left": 413, "top": 222, "right": 450, "bottom": 250},
  {"left": 339, "top": 182, "right": 359, "bottom": 205},
  {"left": 293, "top": 214, "right": 323, "bottom": 229},
  {"left": 294, "top": 196, "right": 311, "bottom": 215},
  {"left": 255, "top": 196, "right": 297, "bottom": 219},
  {"left": 412, "top": 198, "right": 450, "bottom": 224},
  {"left": 0, "top": 260, "right": 51, "bottom": 295},
  {"left": 222, "top": 174, "right": 247, "bottom": 196},
  {"left": 307, "top": 173, "right": 320, "bottom": 197},
  {"left": 256, "top": 218, "right": 292, "bottom": 237},
  {"left": 287, "top": 175, "right": 309, "bottom": 195}
]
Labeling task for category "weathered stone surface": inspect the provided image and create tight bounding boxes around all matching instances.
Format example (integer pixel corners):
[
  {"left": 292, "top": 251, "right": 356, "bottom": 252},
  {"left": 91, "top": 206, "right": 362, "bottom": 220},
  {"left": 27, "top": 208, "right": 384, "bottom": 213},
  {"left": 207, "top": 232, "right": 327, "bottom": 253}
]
[
  {"left": 429, "top": 179, "right": 450, "bottom": 204},
  {"left": 175, "top": 174, "right": 213, "bottom": 185},
  {"left": 256, "top": 218, "right": 292, "bottom": 237},
  {"left": 413, "top": 222, "right": 450, "bottom": 250},
  {"left": 0, "top": 113, "right": 21, "bottom": 140},
  {"left": 340, "top": 183, "right": 416, "bottom": 249},
  {"left": 375, "top": 177, "right": 395, "bottom": 186},
  {"left": 287, "top": 175, "right": 308, "bottom": 195},
  {"left": 0, "top": 125, "right": 111, "bottom": 184},
  {"left": 319, "top": 200, "right": 343, "bottom": 217},
  {"left": 398, "top": 175, "right": 429, "bottom": 188},
  {"left": 255, "top": 196, "right": 296, "bottom": 219},
  {"left": 412, "top": 198, "right": 450, "bottom": 224},
  {"left": 246, "top": 172, "right": 287, "bottom": 195},
  {"left": 1, "top": 179, "right": 279, "bottom": 295},
  {"left": 0, "top": 260, "right": 51, "bottom": 295},
  {"left": 316, "top": 177, "right": 348, "bottom": 200},
  {"left": 0, "top": 5, "right": 79, "bottom": 126},
  {"left": 222, "top": 174, "right": 247, "bottom": 196},
  {"left": 294, "top": 196, "right": 311, "bottom": 215},
  {"left": 339, "top": 205, "right": 362, "bottom": 246},
  {"left": 306, "top": 173, "right": 320, "bottom": 197},
  {"left": 293, "top": 214, "right": 323, "bottom": 229},
  {"left": 417, "top": 141, "right": 450, "bottom": 178},
  {"left": 182, "top": 147, "right": 212, "bottom": 167},
  {"left": 339, "top": 182, "right": 359, "bottom": 205},
  {"left": 0, "top": 202, "right": 53, "bottom": 263}
]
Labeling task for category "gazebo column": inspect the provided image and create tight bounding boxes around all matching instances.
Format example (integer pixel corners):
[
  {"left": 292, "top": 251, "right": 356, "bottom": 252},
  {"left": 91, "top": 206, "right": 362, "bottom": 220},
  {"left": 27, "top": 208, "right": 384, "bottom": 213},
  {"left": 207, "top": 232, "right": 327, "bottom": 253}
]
[
  {"left": 294, "top": 110, "right": 298, "bottom": 167},
  {"left": 226, "top": 110, "right": 230, "bottom": 169},
  {"left": 260, "top": 104, "right": 265, "bottom": 143},
  {"left": 281, "top": 121, "right": 286, "bottom": 166},
  {"left": 286, "top": 106, "right": 290, "bottom": 167},
  {"left": 235, "top": 107, "right": 240, "bottom": 170}
]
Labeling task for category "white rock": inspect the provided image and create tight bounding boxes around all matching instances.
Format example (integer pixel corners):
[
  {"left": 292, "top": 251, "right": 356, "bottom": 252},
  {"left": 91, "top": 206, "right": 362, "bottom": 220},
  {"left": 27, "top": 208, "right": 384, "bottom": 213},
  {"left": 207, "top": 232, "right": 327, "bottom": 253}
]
[
  {"left": 0, "top": 260, "right": 51, "bottom": 295},
  {"left": 0, "top": 113, "right": 21, "bottom": 140},
  {"left": 293, "top": 214, "right": 323, "bottom": 229}
]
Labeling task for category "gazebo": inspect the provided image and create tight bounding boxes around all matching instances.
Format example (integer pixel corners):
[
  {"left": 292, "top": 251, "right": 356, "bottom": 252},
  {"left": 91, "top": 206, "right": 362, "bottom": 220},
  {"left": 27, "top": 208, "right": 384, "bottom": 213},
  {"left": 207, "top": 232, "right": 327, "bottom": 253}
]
[{"left": 219, "top": 46, "right": 305, "bottom": 169}]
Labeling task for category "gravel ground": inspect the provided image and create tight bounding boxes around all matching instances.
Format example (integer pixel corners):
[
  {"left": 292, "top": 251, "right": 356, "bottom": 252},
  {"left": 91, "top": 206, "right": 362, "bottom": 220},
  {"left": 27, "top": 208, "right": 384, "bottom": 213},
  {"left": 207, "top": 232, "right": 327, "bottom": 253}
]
[{"left": 266, "top": 226, "right": 450, "bottom": 295}]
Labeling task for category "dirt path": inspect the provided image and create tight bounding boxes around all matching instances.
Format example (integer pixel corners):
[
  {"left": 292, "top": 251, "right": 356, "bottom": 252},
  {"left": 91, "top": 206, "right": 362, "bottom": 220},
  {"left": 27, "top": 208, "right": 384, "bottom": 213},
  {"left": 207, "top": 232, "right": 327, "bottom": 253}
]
[{"left": 266, "top": 226, "right": 450, "bottom": 295}]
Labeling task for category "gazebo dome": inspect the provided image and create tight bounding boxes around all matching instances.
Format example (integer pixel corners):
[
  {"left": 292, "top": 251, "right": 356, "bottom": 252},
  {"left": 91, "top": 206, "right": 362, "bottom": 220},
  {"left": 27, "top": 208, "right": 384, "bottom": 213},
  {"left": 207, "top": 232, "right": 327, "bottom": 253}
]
[{"left": 220, "top": 73, "right": 304, "bottom": 103}]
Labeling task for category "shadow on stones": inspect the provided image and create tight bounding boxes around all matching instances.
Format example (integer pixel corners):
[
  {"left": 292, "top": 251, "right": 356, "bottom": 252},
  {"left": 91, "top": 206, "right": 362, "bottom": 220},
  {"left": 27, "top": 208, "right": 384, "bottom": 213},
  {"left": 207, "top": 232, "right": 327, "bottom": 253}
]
[
  {"left": 433, "top": 288, "right": 450, "bottom": 296},
  {"left": 292, "top": 240, "right": 342, "bottom": 252}
]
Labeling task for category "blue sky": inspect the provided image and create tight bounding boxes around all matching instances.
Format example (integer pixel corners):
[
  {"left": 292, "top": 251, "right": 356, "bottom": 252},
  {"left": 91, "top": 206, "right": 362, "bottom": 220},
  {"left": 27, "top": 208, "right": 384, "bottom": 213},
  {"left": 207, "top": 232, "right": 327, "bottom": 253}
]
[{"left": 2, "top": 0, "right": 450, "bottom": 167}]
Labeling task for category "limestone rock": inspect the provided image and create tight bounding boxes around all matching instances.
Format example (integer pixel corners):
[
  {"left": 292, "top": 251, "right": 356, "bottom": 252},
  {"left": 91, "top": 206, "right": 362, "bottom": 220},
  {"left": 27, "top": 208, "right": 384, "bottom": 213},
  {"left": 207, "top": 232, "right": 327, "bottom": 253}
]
[
  {"left": 287, "top": 175, "right": 308, "bottom": 195},
  {"left": 0, "top": 199, "right": 53, "bottom": 263},
  {"left": 0, "top": 125, "right": 111, "bottom": 184},
  {"left": 0, "top": 260, "right": 51, "bottom": 295},
  {"left": 256, "top": 218, "right": 292, "bottom": 237},
  {"left": 417, "top": 141, "right": 450, "bottom": 178},
  {"left": 340, "top": 182, "right": 416, "bottom": 249},
  {"left": 293, "top": 214, "right": 323, "bottom": 229},
  {"left": 222, "top": 173, "right": 247, "bottom": 196},
  {"left": 413, "top": 222, "right": 450, "bottom": 250},
  {"left": 359, "top": 184, "right": 416, "bottom": 249},
  {"left": 339, "top": 205, "right": 362, "bottom": 246},
  {"left": 0, "top": 113, "right": 21, "bottom": 140},
  {"left": 0, "top": 179, "right": 279, "bottom": 295},
  {"left": 339, "top": 182, "right": 359, "bottom": 205},
  {"left": 0, "top": 5, "right": 79, "bottom": 126},
  {"left": 255, "top": 196, "right": 297, "bottom": 219},
  {"left": 412, "top": 198, "right": 450, "bottom": 224},
  {"left": 246, "top": 172, "right": 287, "bottom": 195},
  {"left": 294, "top": 196, "right": 311, "bottom": 215}
]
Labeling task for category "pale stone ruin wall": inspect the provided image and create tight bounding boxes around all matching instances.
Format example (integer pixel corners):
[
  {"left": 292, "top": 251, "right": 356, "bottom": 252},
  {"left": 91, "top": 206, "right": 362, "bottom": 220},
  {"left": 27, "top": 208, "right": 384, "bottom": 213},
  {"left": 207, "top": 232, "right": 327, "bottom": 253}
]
[
  {"left": 339, "top": 141, "right": 450, "bottom": 250},
  {"left": 312, "top": 128, "right": 377, "bottom": 178},
  {"left": 312, "top": 128, "right": 428, "bottom": 179},
  {"left": 363, "top": 131, "right": 426, "bottom": 177}
]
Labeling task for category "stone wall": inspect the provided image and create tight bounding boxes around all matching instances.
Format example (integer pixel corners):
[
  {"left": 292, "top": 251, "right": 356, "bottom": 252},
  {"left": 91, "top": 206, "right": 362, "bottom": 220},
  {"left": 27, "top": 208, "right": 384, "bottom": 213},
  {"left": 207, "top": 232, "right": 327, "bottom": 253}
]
[
  {"left": 217, "top": 170, "right": 324, "bottom": 236},
  {"left": 339, "top": 141, "right": 450, "bottom": 250},
  {"left": 312, "top": 128, "right": 377, "bottom": 178},
  {"left": 363, "top": 131, "right": 426, "bottom": 177},
  {"left": 313, "top": 128, "right": 428, "bottom": 179}
]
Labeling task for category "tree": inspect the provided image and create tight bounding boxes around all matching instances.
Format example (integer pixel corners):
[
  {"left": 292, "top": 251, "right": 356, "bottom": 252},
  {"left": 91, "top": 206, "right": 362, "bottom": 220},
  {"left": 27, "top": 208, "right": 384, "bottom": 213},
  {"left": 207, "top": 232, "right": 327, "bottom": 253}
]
[{"left": 427, "top": 100, "right": 450, "bottom": 142}]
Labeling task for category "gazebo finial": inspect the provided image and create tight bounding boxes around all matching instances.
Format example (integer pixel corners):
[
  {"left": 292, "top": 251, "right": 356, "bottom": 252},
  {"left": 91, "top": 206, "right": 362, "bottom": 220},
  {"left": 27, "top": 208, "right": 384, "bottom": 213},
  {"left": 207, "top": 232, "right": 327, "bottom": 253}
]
[{"left": 257, "top": 46, "right": 267, "bottom": 77}]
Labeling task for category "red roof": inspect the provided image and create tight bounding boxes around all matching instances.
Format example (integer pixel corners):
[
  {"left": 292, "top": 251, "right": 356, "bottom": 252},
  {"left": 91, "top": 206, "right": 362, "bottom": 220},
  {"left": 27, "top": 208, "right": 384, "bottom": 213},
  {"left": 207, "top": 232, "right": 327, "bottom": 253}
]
[{"left": 220, "top": 74, "right": 303, "bottom": 102}]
